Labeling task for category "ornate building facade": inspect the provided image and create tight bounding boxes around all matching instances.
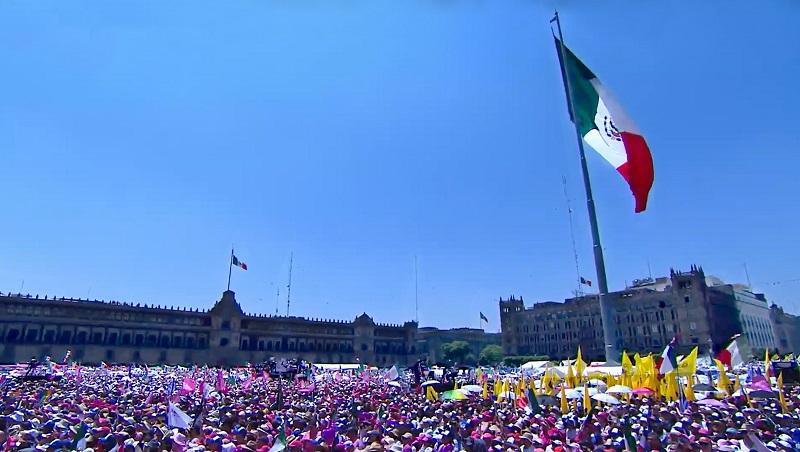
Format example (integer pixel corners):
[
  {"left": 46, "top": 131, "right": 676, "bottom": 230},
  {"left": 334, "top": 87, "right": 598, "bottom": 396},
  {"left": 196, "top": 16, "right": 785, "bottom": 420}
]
[
  {"left": 0, "top": 290, "right": 418, "bottom": 367},
  {"left": 500, "top": 266, "right": 753, "bottom": 361}
]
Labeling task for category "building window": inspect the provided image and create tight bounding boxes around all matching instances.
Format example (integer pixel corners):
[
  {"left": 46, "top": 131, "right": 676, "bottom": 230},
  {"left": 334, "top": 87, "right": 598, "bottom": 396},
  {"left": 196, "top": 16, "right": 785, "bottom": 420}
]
[
  {"left": 689, "top": 322, "right": 697, "bottom": 331},
  {"left": 220, "top": 338, "right": 229, "bottom": 347}
]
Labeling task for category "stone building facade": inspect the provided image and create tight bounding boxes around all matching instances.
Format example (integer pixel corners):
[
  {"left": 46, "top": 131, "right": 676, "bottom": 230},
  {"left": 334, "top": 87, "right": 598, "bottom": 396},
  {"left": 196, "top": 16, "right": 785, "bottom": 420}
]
[
  {"left": 416, "top": 327, "right": 501, "bottom": 364},
  {"left": 500, "top": 266, "right": 748, "bottom": 361},
  {"left": 0, "top": 290, "right": 418, "bottom": 367},
  {"left": 770, "top": 305, "right": 800, "bottom": 355}
]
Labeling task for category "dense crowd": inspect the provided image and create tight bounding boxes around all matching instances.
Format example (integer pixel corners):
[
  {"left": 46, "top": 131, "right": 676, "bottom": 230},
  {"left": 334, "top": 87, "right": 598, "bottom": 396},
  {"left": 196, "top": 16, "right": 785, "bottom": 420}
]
[{"left": 0, "top": 361, "right": 798, "bottom": 452}]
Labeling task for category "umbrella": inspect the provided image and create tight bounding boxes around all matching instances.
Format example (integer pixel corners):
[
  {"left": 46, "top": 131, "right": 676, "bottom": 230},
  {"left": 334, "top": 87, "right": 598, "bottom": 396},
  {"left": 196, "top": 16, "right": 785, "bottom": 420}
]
[
  {"left": 745, "top": 389, "right": 776, "bottom": 399},
  {"left": 632, "top": 387, "right": 654, "bottom": 396},
  {"left": 421, "top": 380, "right": 439, "bottom": 387},
  {"left": 575, "top": 387, "right": 599, "bottom": 396},
  {"left": 692, "top": 383, "right": 717, "bottom": 392},
  {"left": 441, "top": 390, "right": 468, "bottom": 400},
  {"left": 558, "top": 389, "right": 582, "bottom": 400},
  {"left": 697, "top": 398, "right": 735, "bottom": 409},
  {"left": 388, "top": 381, "right": 402, "bottom": 388},
  {"left": 457, "top": 388, "right": 474, "bottom": 397},
  {"left": 536, "top": 395, "right": 559, "bottom": 406},
  {"left": 587, "top": 379, "right": 607, "bottom": 388},
  {"left": 606, "top": 385, "right": 633, "bottom": 394},
  {"left": 591, "top": 393, "right": 621, "bottom": 405},
  {"left": 461, "top": 385, "right": 483, "bottom": 394}
]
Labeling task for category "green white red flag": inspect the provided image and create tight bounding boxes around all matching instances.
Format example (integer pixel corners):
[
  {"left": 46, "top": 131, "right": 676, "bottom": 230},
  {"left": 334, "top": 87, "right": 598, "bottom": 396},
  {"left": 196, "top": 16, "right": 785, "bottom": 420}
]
[{"left": 555, "top": 37, "right": 654, "bottom": 213}]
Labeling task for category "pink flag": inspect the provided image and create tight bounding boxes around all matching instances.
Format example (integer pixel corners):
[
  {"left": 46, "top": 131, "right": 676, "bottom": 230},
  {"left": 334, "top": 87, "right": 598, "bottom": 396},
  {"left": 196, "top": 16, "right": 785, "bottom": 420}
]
[
  {"left": 242, "top": 376, "right": 254, "bottom": 391},
  {"left": 182, "top": 378, "right": 197, "bottom": 394},
  {"left": 216, "top": 370, "right": 227, "bottom": 393},
  {"left": 144, "top": 392, "right": 154, "bottom": 406}
]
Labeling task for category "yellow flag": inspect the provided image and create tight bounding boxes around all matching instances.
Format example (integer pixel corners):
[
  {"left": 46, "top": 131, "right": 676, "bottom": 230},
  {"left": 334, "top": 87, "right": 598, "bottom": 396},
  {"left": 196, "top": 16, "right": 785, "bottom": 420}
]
[
  {"left": 778, "top": 372, "right": 789, "bottom": 413},
  {"left": 576, "top": 347, "right": 587, "bottom": 382},
  {"left": 621, "top": 351, "right": 634, "bottom": 377},
  {"left": 582, "top": 384, "right": 591, "bottom": 415},
  {"left": 566, "top": 364, "right": 576, "bottom": 388},
  {"left": 426, "top": 385, "right": 438, "bottom": 401},
  {"left": 482, "top": 379, "right": 488, "bottom": 399},
  {"left": 560, "top": 384, "right": 569, "bottom": 413},
  {"left": 765, "top": 349, "right": 772, "bottom": 379},
  {"left": 714, "top": 359, "right": 731, "bottom": 395},
  {"left": 683, "top": 376, "right": 696, "bottom": 401},
  {"left": 677, "top": 347, "right": 698, "bottom": 377}
]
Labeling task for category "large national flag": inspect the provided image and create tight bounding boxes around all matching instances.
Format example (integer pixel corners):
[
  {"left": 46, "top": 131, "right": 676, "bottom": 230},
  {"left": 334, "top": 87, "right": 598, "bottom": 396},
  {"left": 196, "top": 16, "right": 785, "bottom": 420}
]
[
  {"left": 232, "top": 255, "right": 248, "bottom": 270},
  {"left": 718, "top": 335, "right": 745, "bottom": 370},
  {"left": 555, "top": 37, "right": 655, "bottom": 213}
]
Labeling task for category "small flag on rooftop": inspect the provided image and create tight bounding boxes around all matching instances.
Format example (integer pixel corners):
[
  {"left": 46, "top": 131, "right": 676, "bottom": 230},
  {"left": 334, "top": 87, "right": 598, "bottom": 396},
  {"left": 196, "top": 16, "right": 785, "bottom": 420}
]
[{"left": 232, "top": 255, "right": 248, "bottom": 270}]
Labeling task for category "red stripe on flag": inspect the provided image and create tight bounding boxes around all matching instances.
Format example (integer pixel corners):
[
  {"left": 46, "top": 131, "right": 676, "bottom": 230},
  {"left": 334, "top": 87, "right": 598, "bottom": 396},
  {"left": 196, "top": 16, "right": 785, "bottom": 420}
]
[
  {"left": 241, "top": 263, "right": 247, "bottom": 270},
  {"left": 618, "top": 132, "right": 654, "bottom": 213}
]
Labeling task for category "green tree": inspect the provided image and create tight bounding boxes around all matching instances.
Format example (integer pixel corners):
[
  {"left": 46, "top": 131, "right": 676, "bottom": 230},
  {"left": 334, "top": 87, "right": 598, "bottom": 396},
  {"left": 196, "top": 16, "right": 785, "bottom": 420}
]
[
  {"left": 441, "top": 341, "right": 471, "bottom": 364},
  {"left": 479, "top": 344, "right": 503, "bottom": 366}
]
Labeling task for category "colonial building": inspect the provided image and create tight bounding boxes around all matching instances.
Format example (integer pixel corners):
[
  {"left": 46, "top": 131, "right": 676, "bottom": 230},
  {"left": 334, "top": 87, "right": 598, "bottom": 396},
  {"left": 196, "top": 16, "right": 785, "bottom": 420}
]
[
  {"left": 0, "top": 290, "right": 418, "bottom": 367},
  {"left": 416, "top": 327, "right": 501, "bottom": 364},
  {"left": 770, "top": 305, "right": 800, "bottom": 355},
  {"left": 500, "top": 266, "right": 755, "bottom": 361}
]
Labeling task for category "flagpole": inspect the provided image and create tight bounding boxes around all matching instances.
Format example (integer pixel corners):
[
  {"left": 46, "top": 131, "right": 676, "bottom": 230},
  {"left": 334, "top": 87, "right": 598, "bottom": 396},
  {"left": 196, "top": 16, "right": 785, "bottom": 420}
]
[
  {"left": 227, "top": 248, "right": 234, "bottom": 291},
  {"left": 552, "top": 11, "right": 619, "bottom": 363}
]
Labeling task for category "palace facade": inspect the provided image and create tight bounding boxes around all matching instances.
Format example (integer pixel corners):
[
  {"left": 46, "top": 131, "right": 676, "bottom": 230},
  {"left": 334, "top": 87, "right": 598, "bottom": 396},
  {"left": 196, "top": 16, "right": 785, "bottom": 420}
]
[
  {"left": 0, "top": 290, "right": 419, "bottom": 367},
  {"left": 500, "top": 266, "right": 781, "bottom": 361}
]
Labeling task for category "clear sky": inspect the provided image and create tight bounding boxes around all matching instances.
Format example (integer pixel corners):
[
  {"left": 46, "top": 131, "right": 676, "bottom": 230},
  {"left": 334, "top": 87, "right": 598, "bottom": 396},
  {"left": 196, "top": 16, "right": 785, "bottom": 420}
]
[{"left": 2, "top": 1, "right": 799, "bottom": 330}]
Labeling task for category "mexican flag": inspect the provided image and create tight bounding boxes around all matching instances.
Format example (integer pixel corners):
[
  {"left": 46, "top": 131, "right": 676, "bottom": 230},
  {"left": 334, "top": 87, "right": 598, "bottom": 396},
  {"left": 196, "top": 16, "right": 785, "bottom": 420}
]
[{"left": 555, "top": 37, "right": 654, "bottom": 213}]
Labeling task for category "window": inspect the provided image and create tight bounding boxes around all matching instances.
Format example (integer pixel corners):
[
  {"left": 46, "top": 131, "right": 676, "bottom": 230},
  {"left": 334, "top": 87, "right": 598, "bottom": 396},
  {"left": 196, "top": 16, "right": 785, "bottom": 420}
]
[
  {"left": 651, "top": 324, "right": 659, "bottom": 333},
  {"left": 220, "top": 338, "right": 229, "bottom": 347},
  {"left": 689, "top": 322, "right": 697, "bottom": 331}
]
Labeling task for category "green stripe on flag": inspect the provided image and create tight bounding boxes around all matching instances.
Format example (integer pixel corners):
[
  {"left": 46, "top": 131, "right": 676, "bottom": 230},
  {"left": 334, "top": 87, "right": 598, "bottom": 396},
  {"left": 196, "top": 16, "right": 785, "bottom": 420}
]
[{"left": 555, "top": 37, "right": 600, "bottom": 138}]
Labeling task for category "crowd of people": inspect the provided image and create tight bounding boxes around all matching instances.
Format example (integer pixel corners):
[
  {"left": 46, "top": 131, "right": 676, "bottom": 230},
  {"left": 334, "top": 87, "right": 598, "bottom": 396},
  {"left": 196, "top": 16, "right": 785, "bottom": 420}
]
[{"left": 0, "top": 358, "right": 798, "bottom": 452}]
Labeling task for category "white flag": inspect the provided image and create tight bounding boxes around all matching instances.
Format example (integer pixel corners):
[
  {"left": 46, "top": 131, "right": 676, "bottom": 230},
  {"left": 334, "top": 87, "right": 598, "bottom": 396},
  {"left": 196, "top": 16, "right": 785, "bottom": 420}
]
[{"left": 167, "top": 402, "right": 192, "bottom": 430}]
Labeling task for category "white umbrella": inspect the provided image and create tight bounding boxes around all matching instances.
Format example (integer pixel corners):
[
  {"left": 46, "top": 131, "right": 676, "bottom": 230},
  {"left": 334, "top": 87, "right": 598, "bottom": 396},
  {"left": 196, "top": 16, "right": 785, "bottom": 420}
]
[
  {"left": 421, "top": 380, "right": 439, "bottom": 387},
  {"left": 559, "top": 389, "right": 582, "bottom": 400},
  {"left": 606, "top": 385, "right": 633, "bottom": 394},
  {"left": 591, "top": 393, "right": 621, "bottom": 405},
  {"left": 461, "top": 385, "right": 483, "bottom": 394},
  {"left": 388, "top": 381, "right": 402, "bottom": 388},
  {"left": 587, "top": 379, "right": 607, "bottom": 388},
  {"left": 575, "top": 386, "right": 599, "bottom": 396}
]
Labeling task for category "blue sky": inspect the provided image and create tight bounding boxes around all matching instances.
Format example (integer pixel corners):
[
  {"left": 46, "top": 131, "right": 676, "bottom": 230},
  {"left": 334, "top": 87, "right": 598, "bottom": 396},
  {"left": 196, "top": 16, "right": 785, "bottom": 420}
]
[{"left": 1, "top": 1, "right": 799, "bottom": 330}]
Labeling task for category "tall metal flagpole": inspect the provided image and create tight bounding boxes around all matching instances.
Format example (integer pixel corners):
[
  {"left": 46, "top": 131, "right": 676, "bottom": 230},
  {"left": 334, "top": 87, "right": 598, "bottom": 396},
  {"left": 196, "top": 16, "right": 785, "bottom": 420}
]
[
  {"left": 227, "top": 248, "right": 234, "bottom": 291},
  {"left": 552, "top": 11, "right": 619, "bottom": 363}
]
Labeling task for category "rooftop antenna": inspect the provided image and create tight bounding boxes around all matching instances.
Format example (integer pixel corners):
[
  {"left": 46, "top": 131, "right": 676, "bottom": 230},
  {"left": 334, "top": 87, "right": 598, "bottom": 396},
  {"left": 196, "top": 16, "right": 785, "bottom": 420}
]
[
  {"left": 286, "top": 252, "right": 293, "bottom": 316},
  {"left": 562, "top": 175, "right": 582, "bottom": 296},
  {"left": 647, "top": 261, "right": 653, "bottom": 279},
  {"left": 744, "top": 263, "right": 752, "bottom": 289},
  {"left": 415, "top": 255, "right": 419, "bottom": 324},
  {"left": 275, "top": 287, "right": 280, "bottom": 315}
]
